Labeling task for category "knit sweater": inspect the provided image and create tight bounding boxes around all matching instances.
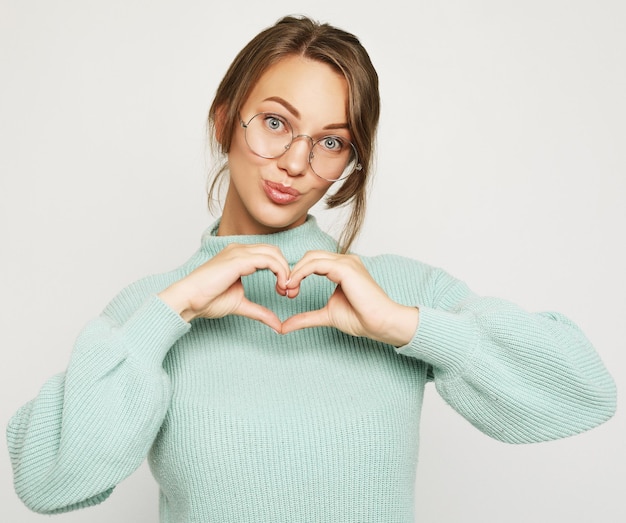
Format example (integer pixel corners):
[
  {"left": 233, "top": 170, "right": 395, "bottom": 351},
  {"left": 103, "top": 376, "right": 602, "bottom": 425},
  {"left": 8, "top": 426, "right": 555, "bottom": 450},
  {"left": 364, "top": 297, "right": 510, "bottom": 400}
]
[{"left": 7, "top": 216, "right": 616, "bottom": 522}]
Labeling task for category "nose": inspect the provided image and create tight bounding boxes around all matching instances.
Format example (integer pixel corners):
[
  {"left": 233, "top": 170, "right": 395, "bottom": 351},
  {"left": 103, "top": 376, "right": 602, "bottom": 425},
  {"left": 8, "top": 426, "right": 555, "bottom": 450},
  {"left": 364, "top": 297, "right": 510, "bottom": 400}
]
[{"left": 277, "top": 135, "right": 313, "bottom": 177}]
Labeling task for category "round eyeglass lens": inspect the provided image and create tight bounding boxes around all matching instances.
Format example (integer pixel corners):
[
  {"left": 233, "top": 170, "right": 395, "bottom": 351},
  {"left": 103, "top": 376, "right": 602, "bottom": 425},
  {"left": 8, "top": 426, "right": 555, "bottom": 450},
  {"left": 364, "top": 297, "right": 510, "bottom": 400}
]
[
  {"left": 310, "top": 139, "right": 359, "bottom": 181},
  {"left": 244, "top": 114, "right": 293, "bottom": 159}
]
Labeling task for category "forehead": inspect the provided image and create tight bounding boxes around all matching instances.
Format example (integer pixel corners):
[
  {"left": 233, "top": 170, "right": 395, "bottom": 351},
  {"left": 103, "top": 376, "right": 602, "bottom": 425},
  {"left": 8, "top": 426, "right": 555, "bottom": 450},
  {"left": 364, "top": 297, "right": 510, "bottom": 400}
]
[{"left": 244, "top": 55, "right": 349, "bottom": 125}]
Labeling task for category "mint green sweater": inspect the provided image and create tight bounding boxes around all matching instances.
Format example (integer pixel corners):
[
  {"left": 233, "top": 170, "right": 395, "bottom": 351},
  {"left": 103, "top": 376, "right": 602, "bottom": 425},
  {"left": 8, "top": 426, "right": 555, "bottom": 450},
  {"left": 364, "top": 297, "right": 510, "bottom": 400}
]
[{"left": 7, "top": 217, "right": 616, "bottom": 522}]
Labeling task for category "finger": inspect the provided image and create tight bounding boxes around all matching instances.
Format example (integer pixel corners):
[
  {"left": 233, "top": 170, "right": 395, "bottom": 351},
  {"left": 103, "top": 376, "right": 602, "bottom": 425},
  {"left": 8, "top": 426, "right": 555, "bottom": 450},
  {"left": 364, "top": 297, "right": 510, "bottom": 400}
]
[
  {"left": 235, "top": 298, "right": 282, "bottom": 332},
  {"left": 280, "top": 308, "right": 331, "bottom": 334},
  {"left": 284, "top": 251, "right": 343, "bottom": 299},
  {"left": 288, "top": 250, "right": 337, "bottom": 275},
  {"left": 244, "top": 244, "right": 290, "bottom": 270},
  {"left": 287, "top": 257, "right": 345, "bottom": 294},
  {"left": 256, "top": 248, "right": 291, "bottom": 287},
  {"left": 237, "top": 252, "right": 291, "bottom": 288},
  {"left": 285, "top": 257, "right": 344, "bottom": 300},
  {"left": 189, "top": 248, "right": 290, "bottom": 302}
]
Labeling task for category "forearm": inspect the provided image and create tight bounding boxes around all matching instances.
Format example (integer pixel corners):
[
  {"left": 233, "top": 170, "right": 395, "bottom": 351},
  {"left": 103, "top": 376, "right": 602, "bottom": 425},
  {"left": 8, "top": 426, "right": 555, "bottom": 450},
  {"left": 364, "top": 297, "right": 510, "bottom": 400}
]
[
  {"left": 399, "top": 294, "right": 616, "bottom": 443},
  {"left": 7, "top": 295, "right": 190, "bottom": 513}
]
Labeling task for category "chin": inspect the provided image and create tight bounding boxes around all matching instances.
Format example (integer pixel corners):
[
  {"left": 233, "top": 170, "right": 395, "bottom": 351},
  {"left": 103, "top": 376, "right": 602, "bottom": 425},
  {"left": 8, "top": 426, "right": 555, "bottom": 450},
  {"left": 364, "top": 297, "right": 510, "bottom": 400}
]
[
  {"left": 260, "top": 214, "right": 307, "bottom": 232},
  {"left": 252, "top": 205, "right": 308, "bottom": 232}
]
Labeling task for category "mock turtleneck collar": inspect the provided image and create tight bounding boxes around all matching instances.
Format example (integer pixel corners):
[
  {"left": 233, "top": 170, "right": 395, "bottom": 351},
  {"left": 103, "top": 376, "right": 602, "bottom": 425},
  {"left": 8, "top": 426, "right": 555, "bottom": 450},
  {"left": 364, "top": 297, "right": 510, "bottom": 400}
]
[{"left": 200, "top": 215, "right": 338, "bottom": 264}]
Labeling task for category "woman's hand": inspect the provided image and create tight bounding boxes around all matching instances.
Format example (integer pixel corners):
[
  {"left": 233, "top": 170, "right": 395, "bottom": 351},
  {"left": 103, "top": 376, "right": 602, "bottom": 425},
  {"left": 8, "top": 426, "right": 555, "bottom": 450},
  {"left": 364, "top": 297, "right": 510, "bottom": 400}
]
[
  {"left": 281, "top": 251, "right": 419, "bottom": 347},
  {"left": 158, "top": 243, "right": 290, "bottom": 331}
]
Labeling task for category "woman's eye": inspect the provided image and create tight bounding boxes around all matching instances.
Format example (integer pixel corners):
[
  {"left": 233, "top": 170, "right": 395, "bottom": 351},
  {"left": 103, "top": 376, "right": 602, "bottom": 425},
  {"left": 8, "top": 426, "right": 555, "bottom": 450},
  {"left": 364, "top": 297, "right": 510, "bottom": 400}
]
[
  {"left": 321, "top": 136, "right": 344, "bottom": 152},
  {"left": 263, "top": 115, "right": 286, "bottom": 131}
]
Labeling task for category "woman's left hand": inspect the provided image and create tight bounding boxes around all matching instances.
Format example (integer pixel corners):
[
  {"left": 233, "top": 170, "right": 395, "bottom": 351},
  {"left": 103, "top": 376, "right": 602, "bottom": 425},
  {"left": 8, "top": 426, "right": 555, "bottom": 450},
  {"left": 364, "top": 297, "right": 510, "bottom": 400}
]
[{"left": 280, "top": 251, "right": 419, "bottom": 346}]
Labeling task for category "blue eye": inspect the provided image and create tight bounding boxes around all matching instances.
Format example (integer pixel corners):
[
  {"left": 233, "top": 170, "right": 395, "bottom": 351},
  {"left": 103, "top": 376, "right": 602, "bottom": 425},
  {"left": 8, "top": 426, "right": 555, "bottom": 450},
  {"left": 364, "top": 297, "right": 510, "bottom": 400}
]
[
  {"left": 263, "top": 115, "right": 287, "bottom": 132},
  {"left": 320, "top": 136, "right": 345, "bottom": 152}
]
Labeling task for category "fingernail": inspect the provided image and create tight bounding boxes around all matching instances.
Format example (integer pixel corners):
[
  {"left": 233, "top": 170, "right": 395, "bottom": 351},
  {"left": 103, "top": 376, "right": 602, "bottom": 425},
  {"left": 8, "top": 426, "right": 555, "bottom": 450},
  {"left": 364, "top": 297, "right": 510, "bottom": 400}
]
[{"left": 285, "top": 289, "right": 289, "bottom": 298}]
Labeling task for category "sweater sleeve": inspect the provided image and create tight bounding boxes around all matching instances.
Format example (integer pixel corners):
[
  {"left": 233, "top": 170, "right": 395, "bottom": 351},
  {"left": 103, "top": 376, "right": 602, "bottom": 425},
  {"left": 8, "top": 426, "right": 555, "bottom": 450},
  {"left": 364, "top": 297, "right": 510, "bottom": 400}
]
[
  {"left": 395, "top": 267, "right": 617, "bottom": 444},
  {"left": 6, "top": 292, "right": 191, "bottom": 514}
]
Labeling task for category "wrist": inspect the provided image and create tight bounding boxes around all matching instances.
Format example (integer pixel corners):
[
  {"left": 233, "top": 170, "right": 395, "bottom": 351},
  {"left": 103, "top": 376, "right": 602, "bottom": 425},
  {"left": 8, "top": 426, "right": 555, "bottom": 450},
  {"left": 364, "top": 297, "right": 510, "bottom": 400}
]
[
  {"left": 158, "top": 283, "right": 196, "bottom": 323},
  {"left": 382, "top": 305, "right": 420, "bottom": 347}
]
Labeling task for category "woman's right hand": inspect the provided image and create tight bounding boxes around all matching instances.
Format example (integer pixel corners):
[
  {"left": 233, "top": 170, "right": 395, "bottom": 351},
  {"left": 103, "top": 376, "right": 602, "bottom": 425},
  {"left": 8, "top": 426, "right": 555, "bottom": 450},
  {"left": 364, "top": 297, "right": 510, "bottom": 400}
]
[{"left": 157, "top": 243, "right": 289, "bottom": 331}]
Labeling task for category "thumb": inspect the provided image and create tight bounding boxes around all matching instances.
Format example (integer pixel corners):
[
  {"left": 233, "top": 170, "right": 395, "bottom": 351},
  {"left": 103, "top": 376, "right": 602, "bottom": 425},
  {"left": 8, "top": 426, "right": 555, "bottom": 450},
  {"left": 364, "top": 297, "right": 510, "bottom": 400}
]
[
  {"left": 280, "top": 308, "right": 331, "bottom": 334},
  {"left": 235, "top": 298, "right": 282, "bottom": 332}
]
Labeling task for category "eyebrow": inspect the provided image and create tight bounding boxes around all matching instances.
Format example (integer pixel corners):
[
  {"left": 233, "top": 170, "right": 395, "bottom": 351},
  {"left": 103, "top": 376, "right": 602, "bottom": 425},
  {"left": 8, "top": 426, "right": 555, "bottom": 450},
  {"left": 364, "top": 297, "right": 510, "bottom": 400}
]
[{"left": 262, "top": 96, "right": 350, "bottom": 131}]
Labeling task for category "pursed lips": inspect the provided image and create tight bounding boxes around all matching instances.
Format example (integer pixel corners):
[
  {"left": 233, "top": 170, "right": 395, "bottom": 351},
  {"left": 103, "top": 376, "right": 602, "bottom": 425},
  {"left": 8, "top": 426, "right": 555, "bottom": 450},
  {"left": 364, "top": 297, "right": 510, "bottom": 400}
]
[{"left": 263, "top": 180, "right": 301, "bottom": 204}]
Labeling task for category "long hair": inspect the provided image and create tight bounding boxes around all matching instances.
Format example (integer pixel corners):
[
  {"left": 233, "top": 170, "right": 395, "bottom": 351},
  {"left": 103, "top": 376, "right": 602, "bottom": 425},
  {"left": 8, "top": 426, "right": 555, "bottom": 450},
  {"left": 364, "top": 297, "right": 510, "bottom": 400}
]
[{"left": 207, "top": 15, "right": 380, "bottom": 252}]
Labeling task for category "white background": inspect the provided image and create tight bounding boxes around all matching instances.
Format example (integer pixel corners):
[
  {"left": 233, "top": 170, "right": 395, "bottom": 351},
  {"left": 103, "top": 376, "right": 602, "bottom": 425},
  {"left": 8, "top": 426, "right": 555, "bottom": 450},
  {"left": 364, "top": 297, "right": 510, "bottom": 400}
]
[{"left": 1, "top": 1, "right": 624, "bottom": 521}]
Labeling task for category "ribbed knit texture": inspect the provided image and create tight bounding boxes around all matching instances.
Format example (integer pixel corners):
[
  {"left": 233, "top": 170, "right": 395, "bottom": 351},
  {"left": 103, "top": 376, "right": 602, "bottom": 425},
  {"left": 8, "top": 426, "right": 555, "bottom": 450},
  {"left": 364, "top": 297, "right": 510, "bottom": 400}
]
[{"left": 7, "top": 216, "right": 616, "bottom": 522}]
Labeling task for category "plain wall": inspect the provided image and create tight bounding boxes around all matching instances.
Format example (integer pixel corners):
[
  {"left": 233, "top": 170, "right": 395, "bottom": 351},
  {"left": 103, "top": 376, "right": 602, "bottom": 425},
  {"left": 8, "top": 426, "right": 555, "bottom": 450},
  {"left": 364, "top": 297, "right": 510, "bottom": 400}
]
[{"left": 1, "top": 1, "right": 624, "bottom": 521}]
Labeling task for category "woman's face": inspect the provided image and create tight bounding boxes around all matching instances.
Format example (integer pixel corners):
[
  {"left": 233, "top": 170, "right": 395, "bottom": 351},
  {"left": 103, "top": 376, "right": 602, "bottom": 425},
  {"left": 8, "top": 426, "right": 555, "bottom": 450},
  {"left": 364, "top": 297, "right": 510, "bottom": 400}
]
[{"left": 217, "top": 55, "right": 351, "bottom": 236}]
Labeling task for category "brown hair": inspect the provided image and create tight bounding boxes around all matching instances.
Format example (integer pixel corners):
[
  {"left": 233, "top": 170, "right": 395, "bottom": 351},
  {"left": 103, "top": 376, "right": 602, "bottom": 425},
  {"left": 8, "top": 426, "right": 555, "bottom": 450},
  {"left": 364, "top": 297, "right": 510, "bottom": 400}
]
[{"left": 207, "top": 15, "right": 380, "bottom": 252}]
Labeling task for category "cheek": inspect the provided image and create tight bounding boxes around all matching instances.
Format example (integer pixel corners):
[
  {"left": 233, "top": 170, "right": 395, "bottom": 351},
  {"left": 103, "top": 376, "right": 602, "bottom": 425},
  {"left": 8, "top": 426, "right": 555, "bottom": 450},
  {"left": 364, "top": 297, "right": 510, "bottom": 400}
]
[
  {"left": 304, "top": 182, "right": 332, "bottom": 207},
  {"left": 228, "top": 132, "right": 265, "bottom": 172}
]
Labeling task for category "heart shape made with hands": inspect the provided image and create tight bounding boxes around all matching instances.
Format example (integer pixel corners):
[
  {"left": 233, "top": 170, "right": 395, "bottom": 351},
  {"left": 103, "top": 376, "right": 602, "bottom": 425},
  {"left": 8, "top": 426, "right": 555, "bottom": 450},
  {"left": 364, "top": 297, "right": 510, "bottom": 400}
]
[
  {"left": 187, "top": 247, "right": 356, "bottom": 335},
  {"left": 171, "top": 245, "right": 417, "bottom": 346},
  {"left": 237, "top": 267, "right": 343, "bottom": 335},
  {"left": 231, "top": 253, "right": 415, "bottom": 346}
]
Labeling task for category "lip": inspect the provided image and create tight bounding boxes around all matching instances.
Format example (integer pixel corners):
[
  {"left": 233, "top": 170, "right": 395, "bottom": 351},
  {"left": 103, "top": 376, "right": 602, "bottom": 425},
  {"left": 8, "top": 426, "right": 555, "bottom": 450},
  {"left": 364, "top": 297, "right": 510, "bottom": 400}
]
[{"left": 263, "top": 180, "right": 301, "bottom": 205}]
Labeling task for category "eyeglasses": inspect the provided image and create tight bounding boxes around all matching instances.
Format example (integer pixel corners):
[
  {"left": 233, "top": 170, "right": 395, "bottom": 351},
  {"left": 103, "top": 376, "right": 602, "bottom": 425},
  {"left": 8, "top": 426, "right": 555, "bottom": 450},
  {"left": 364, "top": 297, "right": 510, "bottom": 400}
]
[{"left": 239, "top": 112, "right": 362, "bottom": 182}]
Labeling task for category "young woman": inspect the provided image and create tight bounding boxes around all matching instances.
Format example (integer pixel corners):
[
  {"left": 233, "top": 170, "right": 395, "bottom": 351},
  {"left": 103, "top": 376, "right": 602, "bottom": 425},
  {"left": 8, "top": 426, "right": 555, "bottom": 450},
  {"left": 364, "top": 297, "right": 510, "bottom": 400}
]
[{"left": 7, "top": 15, "right": 616, "bottom": 522}]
